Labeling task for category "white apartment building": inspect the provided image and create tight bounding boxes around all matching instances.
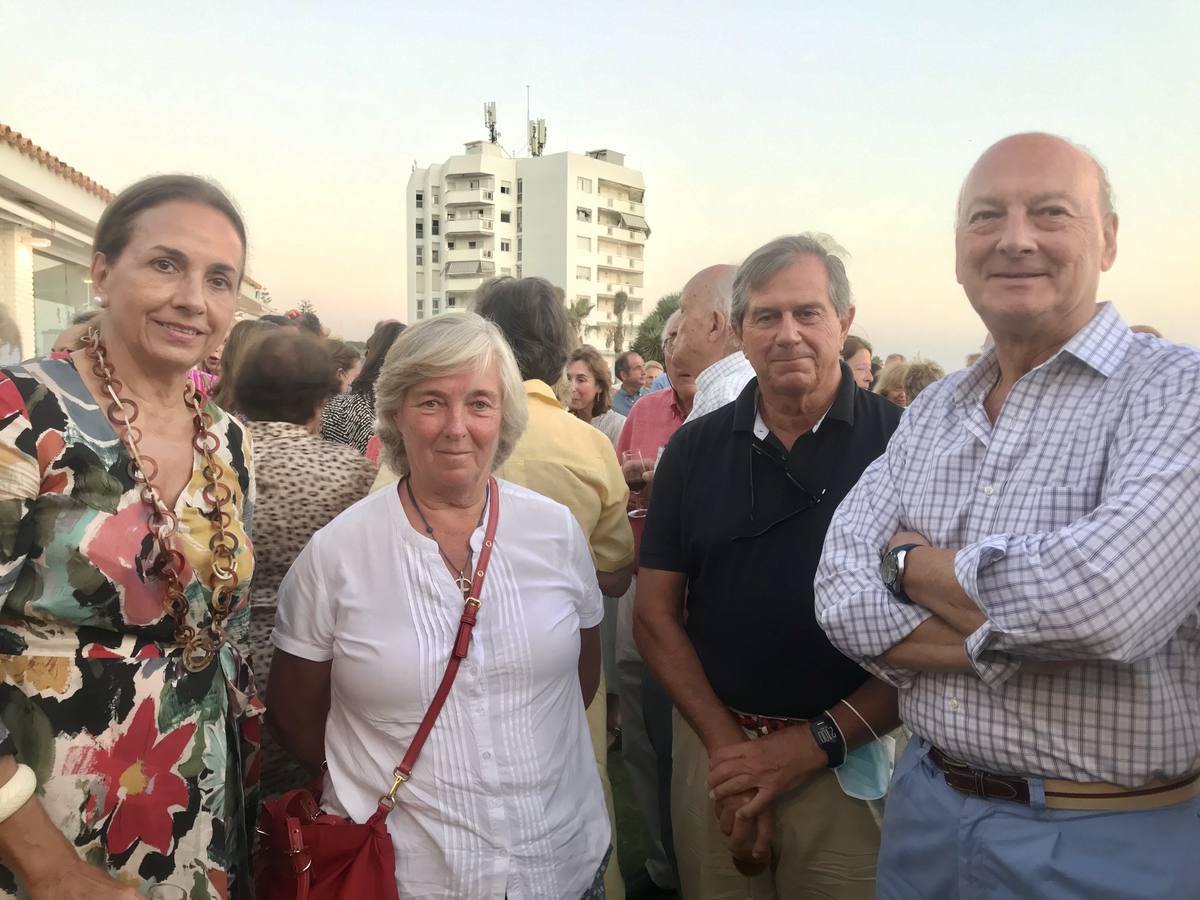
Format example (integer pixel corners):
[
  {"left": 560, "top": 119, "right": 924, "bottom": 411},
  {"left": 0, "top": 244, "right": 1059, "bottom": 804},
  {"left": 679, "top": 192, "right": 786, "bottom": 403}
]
[
  {"left": 407, "top": 141, "right": 649, "bottom": 351},
  {"left": 0, "top": 124, "right": 271, "bottom": 360}
]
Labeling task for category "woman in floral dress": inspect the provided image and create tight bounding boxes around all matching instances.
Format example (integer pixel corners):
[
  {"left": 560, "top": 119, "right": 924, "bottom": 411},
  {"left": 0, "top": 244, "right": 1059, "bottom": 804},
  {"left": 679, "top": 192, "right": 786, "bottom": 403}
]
[{"left": 0, "top": 175, "right": 258, "bottom": 899}]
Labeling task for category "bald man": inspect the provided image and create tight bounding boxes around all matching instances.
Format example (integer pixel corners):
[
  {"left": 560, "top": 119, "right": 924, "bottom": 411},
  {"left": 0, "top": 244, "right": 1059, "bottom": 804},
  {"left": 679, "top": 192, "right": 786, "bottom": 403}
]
[
  {"left": 817, "top": 133, "right": 1200, "bottom": 898},
  {"left": 670, "top": 264, "right": 756, "bottom": 423}
]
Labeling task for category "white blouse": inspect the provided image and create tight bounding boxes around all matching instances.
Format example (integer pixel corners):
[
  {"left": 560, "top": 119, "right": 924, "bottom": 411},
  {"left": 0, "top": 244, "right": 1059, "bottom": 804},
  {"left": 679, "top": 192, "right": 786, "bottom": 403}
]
[
  {"left": 589, "top": 408, "right": 626, "bottom": 450},
  {"left": 273, "top": 479, "right": 610, "bottom": 899}
]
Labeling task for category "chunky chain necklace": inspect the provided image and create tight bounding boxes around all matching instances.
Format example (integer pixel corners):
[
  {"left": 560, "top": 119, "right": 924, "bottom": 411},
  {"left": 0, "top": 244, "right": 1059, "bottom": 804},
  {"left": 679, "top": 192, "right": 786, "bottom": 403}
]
[
  {"left": 82, "top": 327, "right": 241, "bottom": 672},
  {"left": 405, "top": 477, "right": 487, "bottom": 597}
]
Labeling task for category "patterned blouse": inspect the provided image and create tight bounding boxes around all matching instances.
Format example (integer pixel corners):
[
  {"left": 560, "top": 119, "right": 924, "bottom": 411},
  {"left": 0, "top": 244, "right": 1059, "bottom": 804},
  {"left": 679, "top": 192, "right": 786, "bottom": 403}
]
[
  {"left": 0, "top": 357, "right": 259, "bottom": 900},
  {"left": 319, "top": 389, "right": 376, "bottom": 454},
  {"left": 243, "top": 420, "right": 375, "bottom": 796}
]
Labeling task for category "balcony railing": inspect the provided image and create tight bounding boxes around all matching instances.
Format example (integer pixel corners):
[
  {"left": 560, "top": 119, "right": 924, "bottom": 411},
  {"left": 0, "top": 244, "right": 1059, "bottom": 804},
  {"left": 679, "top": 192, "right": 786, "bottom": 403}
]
[
  {"left": 601, "top": 197, "right": 645, "bottom": 215},
  {"left": 444, "top": 218, "right": 495, "bottom": 235},
  {"left": 597, "top": 254, "right": 644, "bottom": 273},
  {"left": 601, "top": 225, "right": 646, "bottom": 244},
  {"left": 443, "top": 188, "right": 495, "bottom": 206},
  {"left": 597, "top": 283, "right": 641, "bottom": 298}
]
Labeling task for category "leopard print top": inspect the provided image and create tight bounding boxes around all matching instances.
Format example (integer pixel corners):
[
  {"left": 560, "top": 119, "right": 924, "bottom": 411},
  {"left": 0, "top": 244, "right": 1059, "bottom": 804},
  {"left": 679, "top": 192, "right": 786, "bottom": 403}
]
[{"left": 243, "top": 420, "right": 376, "bottom": 795}]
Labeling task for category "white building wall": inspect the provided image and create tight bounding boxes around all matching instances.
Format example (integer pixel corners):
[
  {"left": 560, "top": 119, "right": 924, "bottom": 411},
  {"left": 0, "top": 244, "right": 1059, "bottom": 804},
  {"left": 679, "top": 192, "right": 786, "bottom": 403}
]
[
  {"left": 407, "top": 141, "right": 649, "bottom": 358},
  {"left": 0, "top": 224, "right": 35, "bottom": 359}
]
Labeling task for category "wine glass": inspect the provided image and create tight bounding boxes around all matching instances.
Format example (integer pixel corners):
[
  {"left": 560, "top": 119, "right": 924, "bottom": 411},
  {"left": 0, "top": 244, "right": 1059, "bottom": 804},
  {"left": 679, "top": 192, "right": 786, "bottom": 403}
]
[
  {"left": 148, "top": 885, "right": 188, "bottom": 900},
  {"left": 621, "top": 449, "right": 652, "bottom": 518}
]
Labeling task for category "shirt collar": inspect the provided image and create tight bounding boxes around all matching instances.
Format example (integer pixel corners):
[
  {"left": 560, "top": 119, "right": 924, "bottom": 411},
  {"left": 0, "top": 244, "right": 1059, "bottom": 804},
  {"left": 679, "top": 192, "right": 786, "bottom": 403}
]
[
  {"left": 696, "top": 351, "right": 751, "bottom": 392},
  {"left": 524, "top": 379, "right": 565, "bottom": 408},
  {"left": 952, "top": 301, "right": 1132, "bottom": 409},
  {"left": 1057, "top": 301, "right": 1131, "bottom": 378},
  {"left": 733, "top": 361, "right": 856, "bottom": 437}
]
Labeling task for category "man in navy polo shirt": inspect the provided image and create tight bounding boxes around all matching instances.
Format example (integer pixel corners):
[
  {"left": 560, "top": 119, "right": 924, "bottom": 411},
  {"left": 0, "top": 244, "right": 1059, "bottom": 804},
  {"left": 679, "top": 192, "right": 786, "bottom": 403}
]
[{"left": 635, "top": 234, "right": 901, "bottom": 899}]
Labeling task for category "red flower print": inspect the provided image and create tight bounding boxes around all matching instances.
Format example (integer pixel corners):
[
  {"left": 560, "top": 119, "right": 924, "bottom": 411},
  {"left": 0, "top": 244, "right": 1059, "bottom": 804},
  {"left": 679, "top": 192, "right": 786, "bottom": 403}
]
[{"left": 64, "top": 697, "right": 196, "bottom": 855}]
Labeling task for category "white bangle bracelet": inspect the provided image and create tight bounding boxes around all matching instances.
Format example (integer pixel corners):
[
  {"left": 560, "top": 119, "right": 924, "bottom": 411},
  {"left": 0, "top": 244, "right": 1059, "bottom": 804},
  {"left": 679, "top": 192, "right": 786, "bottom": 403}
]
[
  {"left": 0, "top": 764, "right": 37, "bottom": 824},
  {"left": 840, "top": 698, "right": 881, "bottom": 742}
]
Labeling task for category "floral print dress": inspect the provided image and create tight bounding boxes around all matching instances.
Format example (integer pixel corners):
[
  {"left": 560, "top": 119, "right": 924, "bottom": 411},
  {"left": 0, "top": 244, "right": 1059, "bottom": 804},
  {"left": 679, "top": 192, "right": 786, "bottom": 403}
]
[{"left": 0, "top": 357, "right": 260, "bottom": 899}]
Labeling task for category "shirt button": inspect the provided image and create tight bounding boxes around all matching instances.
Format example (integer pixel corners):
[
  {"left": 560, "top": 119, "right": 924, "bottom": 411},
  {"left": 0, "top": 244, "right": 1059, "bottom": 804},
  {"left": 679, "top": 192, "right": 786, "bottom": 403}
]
[
  {"left": 948, "top": 698, "right": 961, "bottom": 711},
  {"left": 982, "top": 485, "right": 994, "bottom": 496},
  {"left": 482, "top": 751, "right": 492, "bottom": 760}
]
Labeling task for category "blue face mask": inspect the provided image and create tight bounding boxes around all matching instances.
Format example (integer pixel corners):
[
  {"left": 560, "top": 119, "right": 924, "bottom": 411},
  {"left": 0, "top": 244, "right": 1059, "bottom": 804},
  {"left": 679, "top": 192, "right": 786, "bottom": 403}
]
[{"left": 834, "top": 735, "right": 897, "bottom": 801}]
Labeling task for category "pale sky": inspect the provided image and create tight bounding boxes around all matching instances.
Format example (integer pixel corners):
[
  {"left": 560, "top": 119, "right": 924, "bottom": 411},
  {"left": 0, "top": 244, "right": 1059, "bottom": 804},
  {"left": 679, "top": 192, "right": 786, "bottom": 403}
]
[{"left": 3, "top": 1, "right": 1197, "bottom": 368}]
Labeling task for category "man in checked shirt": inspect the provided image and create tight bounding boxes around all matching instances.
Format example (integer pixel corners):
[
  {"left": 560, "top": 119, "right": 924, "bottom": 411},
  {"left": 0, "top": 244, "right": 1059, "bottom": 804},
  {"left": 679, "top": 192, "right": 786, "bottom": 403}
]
[{"left": 815, "top": 132, "right": 1200, "bottom": 899}]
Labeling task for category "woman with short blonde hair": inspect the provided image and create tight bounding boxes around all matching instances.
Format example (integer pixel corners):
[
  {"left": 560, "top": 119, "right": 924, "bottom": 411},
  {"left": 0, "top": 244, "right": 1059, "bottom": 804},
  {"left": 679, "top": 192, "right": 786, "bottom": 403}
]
[
  {"left": 270, "top": 312, "right": 612, "bottom": 898},
  {"left": 874, "top": 362, "right": 910, "bottom": 407}
]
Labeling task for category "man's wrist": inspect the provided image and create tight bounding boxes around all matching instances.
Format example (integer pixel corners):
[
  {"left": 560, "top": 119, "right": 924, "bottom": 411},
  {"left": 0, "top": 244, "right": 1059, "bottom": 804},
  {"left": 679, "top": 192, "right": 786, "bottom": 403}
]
[{"left": 807, "top": 712, "right": 848, "bottom": 768}]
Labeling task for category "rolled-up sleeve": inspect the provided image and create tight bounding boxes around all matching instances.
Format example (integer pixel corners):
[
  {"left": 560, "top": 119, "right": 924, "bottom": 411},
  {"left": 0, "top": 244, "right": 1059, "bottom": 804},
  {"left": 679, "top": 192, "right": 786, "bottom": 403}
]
[
  {"left": 815, "top": 416, "right": 931, "bottom": 688},
  {"left": 273, "top": 530, "right": 336, "bottom": 662},
  {"left": 957, "top": 369, "right": 1200, "bottom": 666}
]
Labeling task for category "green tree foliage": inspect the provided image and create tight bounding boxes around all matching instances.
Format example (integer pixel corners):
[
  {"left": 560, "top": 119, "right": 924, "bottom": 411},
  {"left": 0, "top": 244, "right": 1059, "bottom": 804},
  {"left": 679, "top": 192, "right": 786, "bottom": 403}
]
[
  {"left": 566, "top": 297, "right": 594, "bottom": 343},
  {"left": 630, "top": 292, "right": 681, "bottom": 362}
]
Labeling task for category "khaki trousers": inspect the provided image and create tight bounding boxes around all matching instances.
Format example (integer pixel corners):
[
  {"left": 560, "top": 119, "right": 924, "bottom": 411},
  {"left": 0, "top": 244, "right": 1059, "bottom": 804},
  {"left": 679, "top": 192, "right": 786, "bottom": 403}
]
[
  {"left": 587, "top": 672, "right": 624, "bottom": 900},
  {"left": 672, "top": 710, "right": 879, "bottom": 900}
]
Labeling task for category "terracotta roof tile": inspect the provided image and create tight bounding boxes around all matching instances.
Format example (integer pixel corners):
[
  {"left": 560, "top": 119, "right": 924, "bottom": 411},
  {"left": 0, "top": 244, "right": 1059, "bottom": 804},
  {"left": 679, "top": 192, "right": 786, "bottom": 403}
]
[{"left": 0, "top": 123, "right": 115, "bottom": 202}]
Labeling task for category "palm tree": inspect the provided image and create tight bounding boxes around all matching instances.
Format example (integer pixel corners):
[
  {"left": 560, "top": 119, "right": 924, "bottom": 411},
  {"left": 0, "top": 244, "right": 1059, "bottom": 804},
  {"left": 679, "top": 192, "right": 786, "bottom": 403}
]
[
  {"left": 631, "top": 292, "right": 681, "bottom": 361},
  {"left": 566, "top": 297, "right": 593, "bottom": 343},
  {"left": 610, "top": 291, "right": 628, "bottom": 354}
]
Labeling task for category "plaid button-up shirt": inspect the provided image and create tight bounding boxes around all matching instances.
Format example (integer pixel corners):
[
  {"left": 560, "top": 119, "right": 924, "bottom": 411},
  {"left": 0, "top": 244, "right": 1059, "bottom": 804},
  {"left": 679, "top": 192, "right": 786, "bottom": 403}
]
[{"left": 815, "top": 303, "right": 1200, "bottom": 786}]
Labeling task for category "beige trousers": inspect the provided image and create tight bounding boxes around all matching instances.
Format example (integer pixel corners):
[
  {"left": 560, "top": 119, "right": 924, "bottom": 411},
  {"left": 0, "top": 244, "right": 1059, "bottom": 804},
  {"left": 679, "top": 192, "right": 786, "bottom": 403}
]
[
  {"left": 587, "top": 673, "right": 624, "bottom": 900},
  {"left": 671, "top": 710, "right": 878, "bottom": 900}
]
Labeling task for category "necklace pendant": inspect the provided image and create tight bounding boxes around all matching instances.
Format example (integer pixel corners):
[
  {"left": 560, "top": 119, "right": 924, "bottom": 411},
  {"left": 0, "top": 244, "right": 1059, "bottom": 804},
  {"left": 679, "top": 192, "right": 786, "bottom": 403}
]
[{"left": 454, "top": 574, "right": 472, "bottom": 595}]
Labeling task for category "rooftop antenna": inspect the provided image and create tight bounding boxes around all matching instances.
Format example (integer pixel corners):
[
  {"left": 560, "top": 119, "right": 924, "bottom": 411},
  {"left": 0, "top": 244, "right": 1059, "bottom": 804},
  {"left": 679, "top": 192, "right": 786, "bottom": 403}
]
[
  {"left": 484, "top": 101, "right": 499, "bottom": 144},
  {"left": 528, "top": 118, "right": 547, "bottom": 157}
]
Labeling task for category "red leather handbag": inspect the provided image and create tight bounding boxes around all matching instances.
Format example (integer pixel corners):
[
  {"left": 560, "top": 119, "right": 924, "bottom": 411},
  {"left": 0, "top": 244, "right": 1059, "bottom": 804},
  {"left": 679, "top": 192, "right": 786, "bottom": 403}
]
[{"left": 255, "top": 479, "right": 501, "bottom": 900}]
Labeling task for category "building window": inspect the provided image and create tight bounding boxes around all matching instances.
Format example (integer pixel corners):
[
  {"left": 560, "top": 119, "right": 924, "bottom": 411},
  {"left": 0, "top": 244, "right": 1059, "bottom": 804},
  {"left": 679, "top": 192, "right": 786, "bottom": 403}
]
[
  {"left": 431, "top": 246, "right": 440, "bottom": 264},
  {"left": 432, "top": 187, "right": 440, "bottom": 205},
  {"left": 415, "top": 246, "right": 423, "bottom": 266},
  {"left": 448, "top": 297, "right": 457, "bottom": 307},
  {"left": 516, "top": 178, "right": 523, "bottom": 202},
  {"left": 577, "top": 177, "right": 592, "bottom": 193},
  {"left": 576, "top": 207, "right": 592, "bottom": 223},
  {"left": 500, "top": 211, "right": 511, "bottom": 223},
  {"left": 500, "top": 181, "right": 512, "bottom": 195},
  {"left": 500, "top": 240, "right": 510, "bottom": 252},
  {"left": 417, "top": 299, "right": 424, "bottom": 311},
  {"left": 433, "top": 297, "right": 441, "bottom": 313},
  {"left": 415, "top": 192, "right": 423, "bottom": 209},
  {"left": 432, "top": 218, "right": 440, "bottom": 236},
  {"left": 516, "top": 208, "right": 522, "bottom": 232},
  {"left": 577, "top": 236, "right": 591, "bottom": 251},
  {"left": 517, "top": 237, "right": 522, "bottom": 262},
  {"left": 469, "top": 179, "right": 480, "bottom": 189},
  {"left": 415, "top": 222, "right": 424, "bottom": 239},
  {"left": 417, "top": 311, "right": 424, "bottom": 319},
  {"left": 516, "top": 265, "right": 522, "bottom": 278},
  {"left": 468, "top": 240, "right": 477, "bottom": 249},
  {"left": 447, "top": 240, "right": 455, "bottom": 250},
  {"left": 576, "top": 266, "right": 591, "bottom": 281}
]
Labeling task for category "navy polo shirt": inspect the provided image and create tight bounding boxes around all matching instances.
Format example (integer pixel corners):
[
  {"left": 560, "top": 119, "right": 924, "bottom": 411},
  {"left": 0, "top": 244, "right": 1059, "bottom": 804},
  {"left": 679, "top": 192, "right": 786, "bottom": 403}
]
[{"left": 639, "top": 363, "right": 902, "bottom": 718}]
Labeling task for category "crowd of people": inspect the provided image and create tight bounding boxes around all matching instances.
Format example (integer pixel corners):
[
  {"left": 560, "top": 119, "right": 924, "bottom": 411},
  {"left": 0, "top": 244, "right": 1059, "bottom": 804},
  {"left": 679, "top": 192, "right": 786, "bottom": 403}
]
[{"left": 0, "top": 129, "right": 1195, "bottom": 900}]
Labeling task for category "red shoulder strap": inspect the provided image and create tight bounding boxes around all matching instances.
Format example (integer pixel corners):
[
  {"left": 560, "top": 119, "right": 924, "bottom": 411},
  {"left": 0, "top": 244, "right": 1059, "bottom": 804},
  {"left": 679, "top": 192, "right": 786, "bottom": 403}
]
[{"left": 374, "top": 477, "right": 501, "bottom": 817}]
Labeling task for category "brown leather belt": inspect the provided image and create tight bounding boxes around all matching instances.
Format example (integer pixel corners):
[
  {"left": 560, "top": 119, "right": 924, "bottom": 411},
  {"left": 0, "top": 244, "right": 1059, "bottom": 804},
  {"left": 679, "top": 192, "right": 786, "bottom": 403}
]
[{"left": 929, "top": 746, "right": 1200, "bottom": 812}]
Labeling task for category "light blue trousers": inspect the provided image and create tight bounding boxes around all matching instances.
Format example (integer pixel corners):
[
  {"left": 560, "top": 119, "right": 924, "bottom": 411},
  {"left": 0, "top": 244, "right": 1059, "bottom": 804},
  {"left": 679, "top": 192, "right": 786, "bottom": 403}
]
[{"left": 878, "top": 737, "right": 1200, "bottom": 899}]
